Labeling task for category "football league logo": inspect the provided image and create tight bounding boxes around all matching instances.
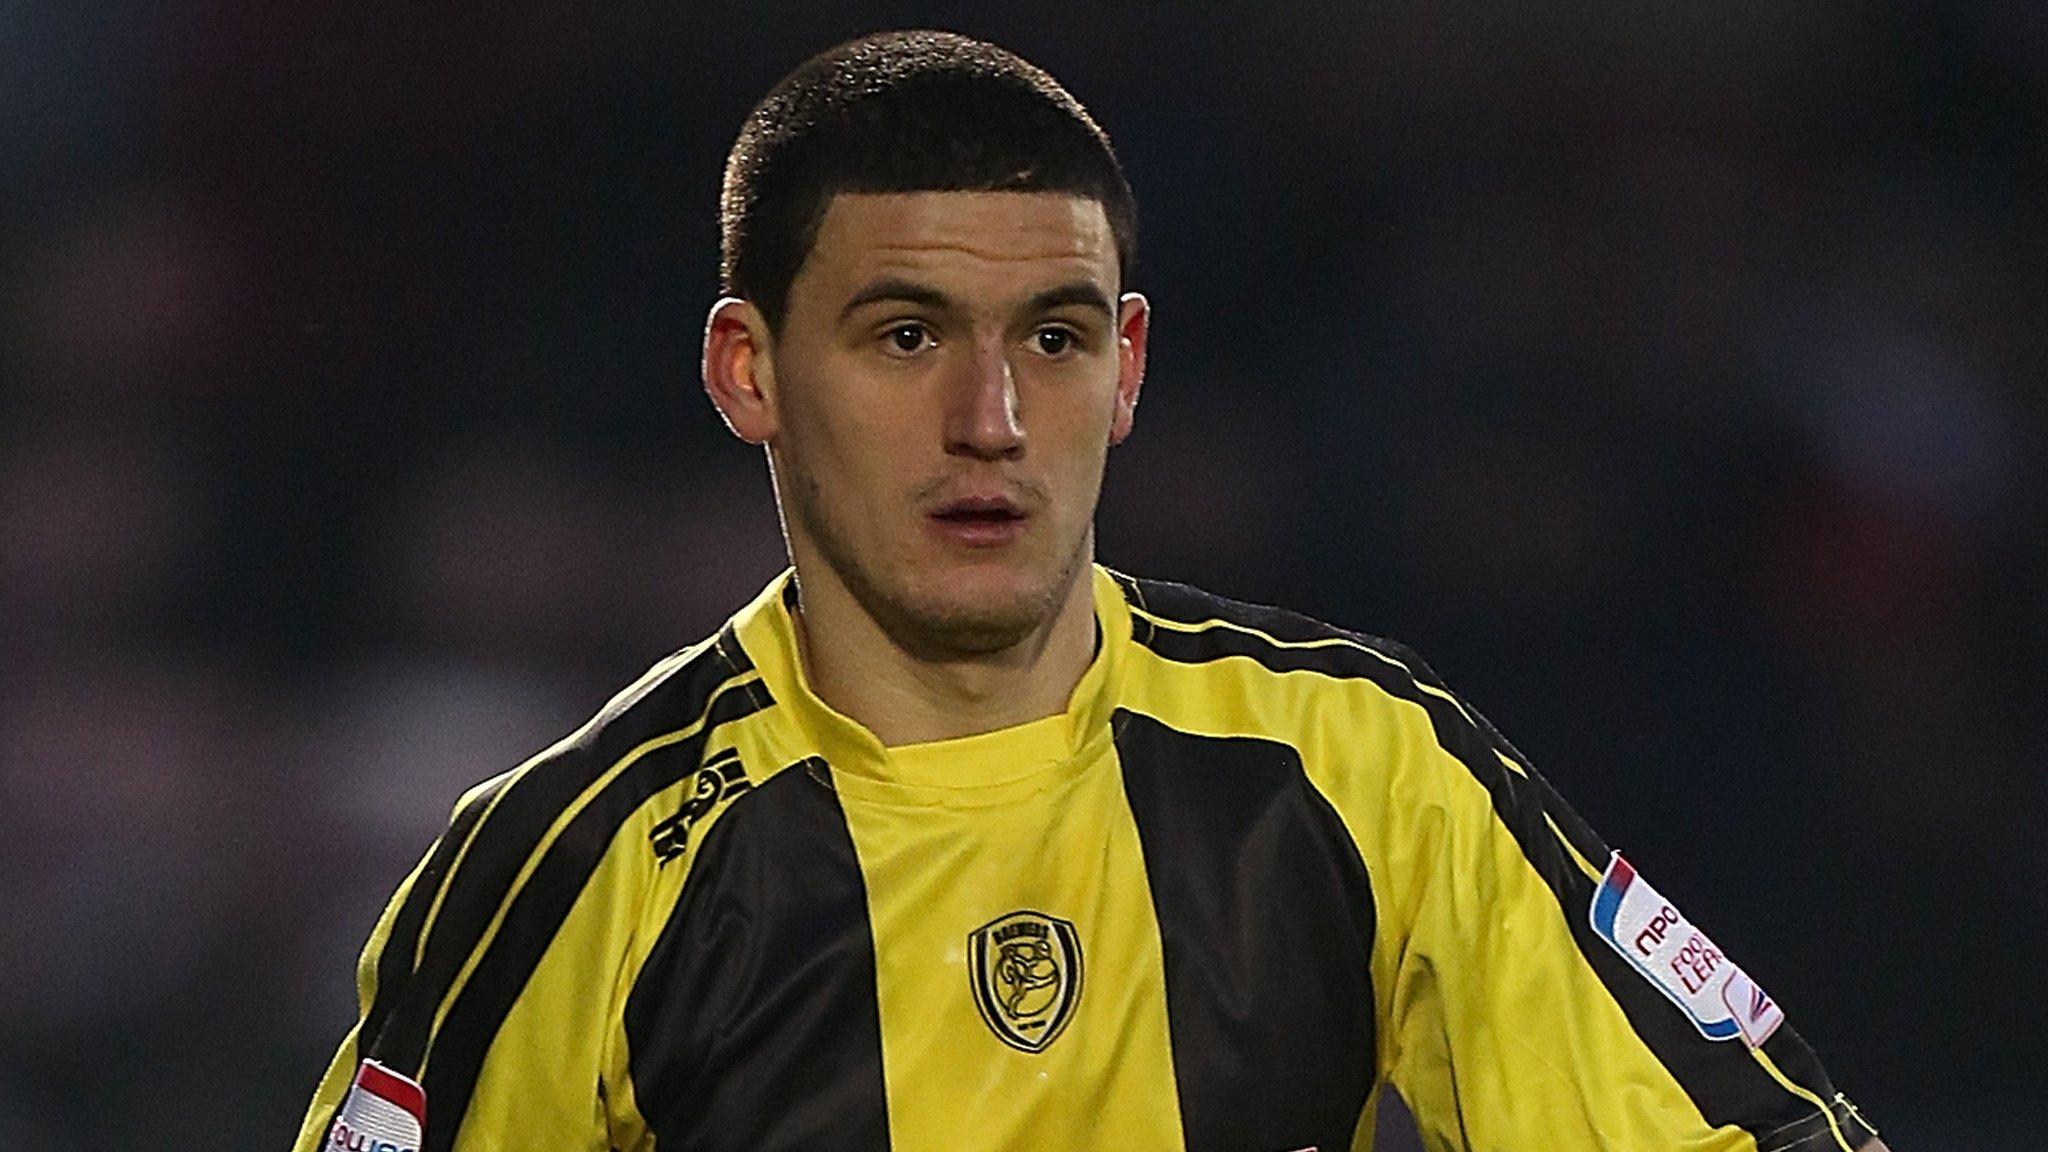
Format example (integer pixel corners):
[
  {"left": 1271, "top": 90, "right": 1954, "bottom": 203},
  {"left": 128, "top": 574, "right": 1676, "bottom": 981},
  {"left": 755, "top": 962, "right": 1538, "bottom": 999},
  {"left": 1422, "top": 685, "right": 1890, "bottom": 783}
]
[
  {"left": 327, "top": 1060, "right": 424, "bottom": 1152},
  {"left": 1589, "top": 852, "right": 1784, "bottom": 1047},
  {"left": 969, "top": 910, "right": 1083, "bottom": 1053}
]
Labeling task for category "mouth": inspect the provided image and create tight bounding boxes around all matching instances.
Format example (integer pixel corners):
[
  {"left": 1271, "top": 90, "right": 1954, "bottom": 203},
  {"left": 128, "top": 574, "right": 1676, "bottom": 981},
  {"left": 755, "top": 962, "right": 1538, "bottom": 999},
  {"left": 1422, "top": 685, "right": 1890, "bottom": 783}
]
[{"left": 926, "top": 494, "right": 1031, "bottom": 548}]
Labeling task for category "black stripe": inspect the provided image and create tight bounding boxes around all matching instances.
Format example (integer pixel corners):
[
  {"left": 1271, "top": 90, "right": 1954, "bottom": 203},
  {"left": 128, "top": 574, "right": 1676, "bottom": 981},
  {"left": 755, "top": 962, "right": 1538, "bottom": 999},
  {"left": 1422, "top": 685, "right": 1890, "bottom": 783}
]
[
  {"left": 368, "top": 778, "right": 508, "bottom": 1041},
  {"left": 1122, "top": 576, "right": 1845, "bottom": 1145},
  {"left": 368, "top": 633, "right": 754, "bottom": 1078},
  {"left": 418, "top": 679, "right": 771, "bottom": 1152},
  {"left": 1756, "top": 1096, "right": 1882, "bottom": 1151},
  {"left": 624, "top": 761, "right": 891, "bottom": 1152},
  {"left": 308, "top": 772, "right": 510, "bottom": 1146},
  {"left": 1115, "top": 711, "right": 1377, "bottom": 1152}
]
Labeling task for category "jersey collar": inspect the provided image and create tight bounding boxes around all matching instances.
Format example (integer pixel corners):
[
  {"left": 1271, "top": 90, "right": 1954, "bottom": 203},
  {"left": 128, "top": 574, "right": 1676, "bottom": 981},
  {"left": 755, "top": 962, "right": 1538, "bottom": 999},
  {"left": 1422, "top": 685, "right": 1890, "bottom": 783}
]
[{"left": 731, "top": 564, "right": 1132, "bottom": 797}]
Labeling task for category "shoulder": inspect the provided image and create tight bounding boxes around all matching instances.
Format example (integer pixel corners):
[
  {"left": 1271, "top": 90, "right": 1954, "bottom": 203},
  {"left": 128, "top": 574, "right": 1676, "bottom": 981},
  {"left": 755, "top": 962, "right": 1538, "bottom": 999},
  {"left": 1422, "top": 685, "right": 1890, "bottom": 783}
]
[
  {"left": 1109, "top": 571, "right": 1553, "bottom": 862},
  {"left": 479, "top": 627, "right": 770, "bottom": 815},
  {"left": 332, "top": 631, "right": 781, "bottom": 1093},
  {"left": 1113, "top": 570, "right": 1443, "bottom": 709},
  {"left": 1109, "top": 570, "right": 1526, "bottom": 783},
  {"left": 422, "top": 627, "right": 774, "bottom": 905},
  {"left": 562, "top": 626, "right": 769, "bottom": 776}
]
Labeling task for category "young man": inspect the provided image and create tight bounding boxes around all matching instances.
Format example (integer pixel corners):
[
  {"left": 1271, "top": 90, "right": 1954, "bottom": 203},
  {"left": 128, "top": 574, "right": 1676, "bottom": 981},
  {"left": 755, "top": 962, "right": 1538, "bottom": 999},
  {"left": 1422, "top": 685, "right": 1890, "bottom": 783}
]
[{"left": 294, "top": 30, "right": 1886, "bottom": 1152}]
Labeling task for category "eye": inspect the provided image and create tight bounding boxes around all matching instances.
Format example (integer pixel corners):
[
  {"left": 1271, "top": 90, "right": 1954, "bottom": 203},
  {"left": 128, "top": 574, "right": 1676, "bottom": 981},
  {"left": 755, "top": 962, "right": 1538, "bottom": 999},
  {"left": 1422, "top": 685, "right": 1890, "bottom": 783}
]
[
  {"left": 882, "top": 322, "right": 934, "bottom": 356},
  {"left": 1033, "top": 326, "right": 1078, "bottom": 357}
]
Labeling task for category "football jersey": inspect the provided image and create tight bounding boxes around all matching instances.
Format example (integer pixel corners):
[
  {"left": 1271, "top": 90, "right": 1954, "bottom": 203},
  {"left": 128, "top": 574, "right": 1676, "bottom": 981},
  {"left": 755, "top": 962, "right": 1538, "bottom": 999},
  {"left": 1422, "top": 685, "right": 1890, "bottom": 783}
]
[{"left": 293, "top": 566, "right": 1880, "bottom": 1152}]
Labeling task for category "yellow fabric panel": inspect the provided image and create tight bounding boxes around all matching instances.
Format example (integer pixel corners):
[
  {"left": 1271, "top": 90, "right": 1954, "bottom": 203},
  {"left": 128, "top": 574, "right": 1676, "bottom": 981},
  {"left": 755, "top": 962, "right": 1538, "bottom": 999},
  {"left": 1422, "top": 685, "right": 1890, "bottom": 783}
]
[
  {"left": 834, "top": 744, "right": 1185, "bottom": 1152},
  {"left": 1378, "top": 749, "right": 1749, "bottom": 1152},
  {"left": 1116, "top": 639, "right": 1756, "bottom": 1151},
  {"left": 289, "top": 845, "right": 432, "bottom": 1152}
]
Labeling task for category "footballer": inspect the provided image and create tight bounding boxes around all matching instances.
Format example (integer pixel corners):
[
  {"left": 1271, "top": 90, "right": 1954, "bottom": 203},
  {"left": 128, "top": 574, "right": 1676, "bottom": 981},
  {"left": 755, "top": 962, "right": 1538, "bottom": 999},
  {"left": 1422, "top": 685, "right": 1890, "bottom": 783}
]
[{"left": 294, "top": 30, "right": 1888, "bottom": 1152}]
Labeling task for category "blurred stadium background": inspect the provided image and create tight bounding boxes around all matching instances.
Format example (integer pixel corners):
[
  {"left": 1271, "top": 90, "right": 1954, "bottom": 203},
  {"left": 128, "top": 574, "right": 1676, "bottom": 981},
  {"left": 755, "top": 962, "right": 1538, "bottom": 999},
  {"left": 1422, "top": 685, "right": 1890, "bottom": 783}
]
[{"left": 3, "top": 3, "right": 2043, "bottom": 1147}]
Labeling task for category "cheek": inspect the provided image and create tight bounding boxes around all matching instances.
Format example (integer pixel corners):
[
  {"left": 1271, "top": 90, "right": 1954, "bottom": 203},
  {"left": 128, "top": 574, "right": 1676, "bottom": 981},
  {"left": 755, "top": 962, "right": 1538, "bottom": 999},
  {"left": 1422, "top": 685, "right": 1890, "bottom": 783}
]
[
  {"left": 1033, "top": 390, "right": 1117, "bottom": 482},
  {"left": 782, "top": 388, "right": 921, "bottom": 513}
]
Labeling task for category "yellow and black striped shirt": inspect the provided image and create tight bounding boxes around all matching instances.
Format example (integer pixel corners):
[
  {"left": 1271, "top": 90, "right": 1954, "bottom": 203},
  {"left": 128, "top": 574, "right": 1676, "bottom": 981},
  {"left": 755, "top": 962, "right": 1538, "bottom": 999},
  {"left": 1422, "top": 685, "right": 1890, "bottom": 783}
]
[{"left": 295, "top": 566, "right": 1878, "bottom": 1152}]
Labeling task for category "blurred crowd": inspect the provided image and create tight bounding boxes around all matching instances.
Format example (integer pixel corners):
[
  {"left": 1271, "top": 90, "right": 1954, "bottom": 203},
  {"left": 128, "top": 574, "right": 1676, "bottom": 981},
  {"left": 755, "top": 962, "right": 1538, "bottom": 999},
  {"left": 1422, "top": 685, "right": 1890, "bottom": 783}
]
[{"left": 2, "top": 3, "right": 2042, "bottom": 1148}]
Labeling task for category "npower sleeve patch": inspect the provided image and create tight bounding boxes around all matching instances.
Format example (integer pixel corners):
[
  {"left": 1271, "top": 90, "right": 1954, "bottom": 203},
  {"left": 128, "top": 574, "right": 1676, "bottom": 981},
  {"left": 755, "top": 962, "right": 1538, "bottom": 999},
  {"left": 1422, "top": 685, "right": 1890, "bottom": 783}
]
[
  {"left": 326, "top": 1059, "right": 425, "bottom": 1152},
  {"left": 1589, "top": 853, "right": 1785, "bottom": 1048}
]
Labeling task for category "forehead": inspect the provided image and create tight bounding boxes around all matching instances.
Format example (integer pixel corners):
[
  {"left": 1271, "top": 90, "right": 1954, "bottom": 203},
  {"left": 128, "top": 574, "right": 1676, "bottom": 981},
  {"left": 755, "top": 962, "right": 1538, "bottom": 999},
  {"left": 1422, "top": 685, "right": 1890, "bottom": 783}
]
[{"left": 801, "top": 191, "right": 1117, "bottom": 300}]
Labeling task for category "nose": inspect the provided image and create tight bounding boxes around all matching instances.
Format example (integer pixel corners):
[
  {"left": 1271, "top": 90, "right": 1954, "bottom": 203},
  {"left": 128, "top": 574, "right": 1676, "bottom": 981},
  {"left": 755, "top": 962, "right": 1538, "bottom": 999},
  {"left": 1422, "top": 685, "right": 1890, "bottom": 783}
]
[{"left": 942, "top": 340, "right": 1025, "bottom": 461}]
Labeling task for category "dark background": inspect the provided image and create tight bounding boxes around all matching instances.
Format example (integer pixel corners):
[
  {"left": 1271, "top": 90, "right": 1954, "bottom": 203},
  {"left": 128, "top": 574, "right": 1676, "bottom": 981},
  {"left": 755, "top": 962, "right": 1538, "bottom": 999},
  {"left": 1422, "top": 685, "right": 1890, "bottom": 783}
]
[{"left": 3, "top": 3, "right": 2042, "bottom": 1147}]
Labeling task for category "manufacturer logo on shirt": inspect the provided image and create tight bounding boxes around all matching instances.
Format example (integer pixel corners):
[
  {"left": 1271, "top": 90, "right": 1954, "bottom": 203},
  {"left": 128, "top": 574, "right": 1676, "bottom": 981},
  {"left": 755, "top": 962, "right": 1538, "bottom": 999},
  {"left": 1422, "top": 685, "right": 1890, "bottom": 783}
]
[
  {"left": 969, "top": 910, "right": 1083, "bottom": 1053},
  {"left": 649, "top": 747, "right": 753, "bottom": 864},
  {"left": 1589, "top": 853, "right": 1784, "bottom": 1047}
]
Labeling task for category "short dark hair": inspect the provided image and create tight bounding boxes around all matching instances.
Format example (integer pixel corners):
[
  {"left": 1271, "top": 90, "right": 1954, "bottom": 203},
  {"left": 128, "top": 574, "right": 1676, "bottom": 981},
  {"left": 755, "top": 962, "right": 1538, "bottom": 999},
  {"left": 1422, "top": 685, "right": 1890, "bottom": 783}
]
[{"left": 721, "top": 30, "right": 1137, "bottom": 331}]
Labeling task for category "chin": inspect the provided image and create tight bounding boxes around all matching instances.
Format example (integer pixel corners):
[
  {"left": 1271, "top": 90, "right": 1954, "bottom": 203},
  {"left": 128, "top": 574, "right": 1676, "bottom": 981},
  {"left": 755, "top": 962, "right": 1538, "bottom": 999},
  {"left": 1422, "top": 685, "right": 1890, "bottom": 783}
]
[
  {"left": 796, "top": 490, "right": 1089, "bottom": 657},
  {"left": 892, "top": 571, "right": 1062, "bottom": 654}
]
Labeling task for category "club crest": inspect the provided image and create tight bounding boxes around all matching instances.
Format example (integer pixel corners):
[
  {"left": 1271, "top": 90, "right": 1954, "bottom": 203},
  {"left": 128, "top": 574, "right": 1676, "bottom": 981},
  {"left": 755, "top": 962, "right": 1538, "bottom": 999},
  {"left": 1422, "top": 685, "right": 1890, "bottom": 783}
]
[{"left": 969, "top": 910, "right": 1083, "bottom": 1053}]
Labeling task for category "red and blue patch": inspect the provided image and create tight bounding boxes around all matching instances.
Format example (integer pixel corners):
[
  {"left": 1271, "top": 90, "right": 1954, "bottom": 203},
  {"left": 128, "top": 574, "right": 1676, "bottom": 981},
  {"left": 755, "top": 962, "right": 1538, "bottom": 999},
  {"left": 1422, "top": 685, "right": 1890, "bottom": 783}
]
[{"left": 1589, "top": 853, "right": 1782, "bottom": 1047}]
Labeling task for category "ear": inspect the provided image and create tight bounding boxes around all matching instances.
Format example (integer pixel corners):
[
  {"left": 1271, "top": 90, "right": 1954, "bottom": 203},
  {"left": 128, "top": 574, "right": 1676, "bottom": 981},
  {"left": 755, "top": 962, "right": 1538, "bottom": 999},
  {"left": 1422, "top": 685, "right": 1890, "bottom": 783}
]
[
  {"left": 702, "top": 297, "right": 779, "bottom": 444},
  {"left": 1108, "top": 292, "right": 1150, "bottom": 446}
]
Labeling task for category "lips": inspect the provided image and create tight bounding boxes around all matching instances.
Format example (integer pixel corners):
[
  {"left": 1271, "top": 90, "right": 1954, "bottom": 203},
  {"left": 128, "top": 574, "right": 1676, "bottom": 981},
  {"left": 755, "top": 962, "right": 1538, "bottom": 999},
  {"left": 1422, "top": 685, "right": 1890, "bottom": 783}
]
[
  {"left": 926, "top": 494, "right": 1030, "bottom": 547},
  {"left": 930, "top": 495, "right": 1025, "bottom": 522}
]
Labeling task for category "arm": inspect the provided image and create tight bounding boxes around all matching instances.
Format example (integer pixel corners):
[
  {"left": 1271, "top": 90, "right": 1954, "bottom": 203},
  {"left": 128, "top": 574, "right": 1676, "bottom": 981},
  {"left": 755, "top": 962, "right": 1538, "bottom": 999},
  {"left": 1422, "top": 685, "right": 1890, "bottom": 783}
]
[
  {"left": 292, "top": 763, "right": 648, "bottom": 1152},
  {"left": 292, "top": 842, "right": 440, "bottom": 1152},
  {"left": 1332, "top": 642, "right": 1883, "bottom": 1150}
]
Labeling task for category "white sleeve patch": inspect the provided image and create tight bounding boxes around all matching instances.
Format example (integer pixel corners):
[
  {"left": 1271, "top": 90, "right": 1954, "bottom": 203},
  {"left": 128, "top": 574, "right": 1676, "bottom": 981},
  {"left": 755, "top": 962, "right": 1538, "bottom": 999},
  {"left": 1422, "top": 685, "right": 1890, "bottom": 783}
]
[
  {"left": 327, "top": 1059, "right": 426, "bottom": 1152},
  {"left": 1588, "top": 853, "right": 1785, "bottom": 1047}
]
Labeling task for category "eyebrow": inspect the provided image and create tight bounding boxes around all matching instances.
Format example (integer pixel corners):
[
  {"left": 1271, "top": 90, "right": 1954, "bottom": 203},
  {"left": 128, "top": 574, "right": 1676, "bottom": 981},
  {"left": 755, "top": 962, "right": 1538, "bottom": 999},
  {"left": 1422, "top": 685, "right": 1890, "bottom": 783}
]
[
  {"left": 836, "top": 278, "right": 1116, "bottom": 323},
  {"left": 1025, "top": 281, "right": 1115, "bottom": 317},
  {"left": 838, "top": 278, "right": 954, "bottom": 322}
]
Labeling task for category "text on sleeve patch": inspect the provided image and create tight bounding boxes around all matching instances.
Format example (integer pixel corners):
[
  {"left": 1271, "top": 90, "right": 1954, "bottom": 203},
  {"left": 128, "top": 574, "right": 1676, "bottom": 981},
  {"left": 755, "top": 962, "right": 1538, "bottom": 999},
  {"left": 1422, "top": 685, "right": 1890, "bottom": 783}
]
[{"left": 1589, "top": 853, "right": 1784, "bottom": 1047}]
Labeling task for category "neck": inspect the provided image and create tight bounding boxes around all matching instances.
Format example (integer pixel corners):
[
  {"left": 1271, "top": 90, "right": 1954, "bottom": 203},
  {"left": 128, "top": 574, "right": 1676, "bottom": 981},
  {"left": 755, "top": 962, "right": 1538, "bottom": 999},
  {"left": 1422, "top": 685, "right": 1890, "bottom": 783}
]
[{"left": 788, "top": 558, "right": 1098, "bottom": 747}]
